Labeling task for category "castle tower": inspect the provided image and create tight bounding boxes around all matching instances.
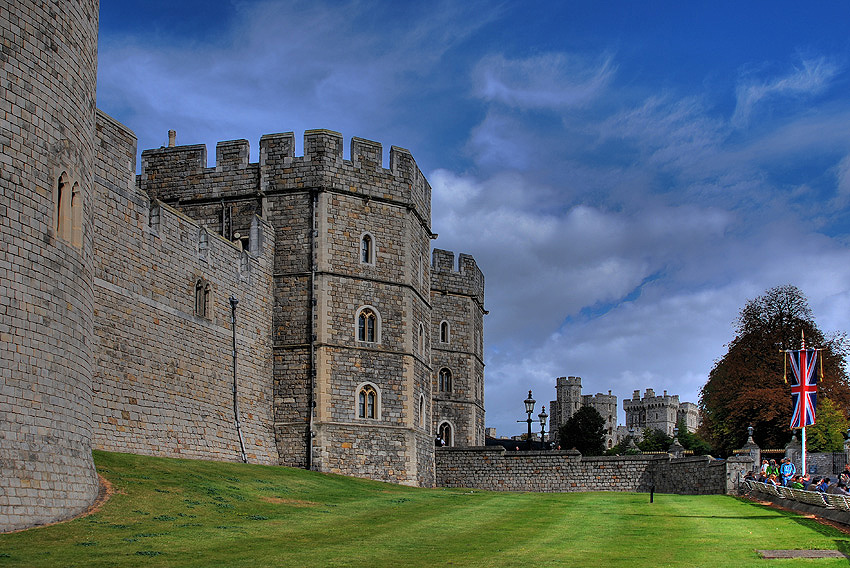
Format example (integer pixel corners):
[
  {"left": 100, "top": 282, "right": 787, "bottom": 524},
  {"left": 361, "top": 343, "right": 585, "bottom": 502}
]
[
  {"left": 549, "top": 377, "right": 619, "bottom": 448},
  {"left": 623, "top": 388, "right": 691, "bottom": 438},
  {"left": 549, "top": 376, "right": 583, "bottom": 432},
  {"left": 585, "top": 390, "right": 618, "bottom": 450},
  {"left": 1, "top": 0, "right": 100, "bottom": 531},
  {"left": 430, "top": 250, "right": 486, "bottom": 447},
  {"left": 143, "top": 131, "right": 438, "bottom": 486}
]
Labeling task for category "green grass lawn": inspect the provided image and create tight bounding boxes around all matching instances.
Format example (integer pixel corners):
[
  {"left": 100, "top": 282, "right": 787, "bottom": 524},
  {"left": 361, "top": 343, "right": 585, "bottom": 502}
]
[{"left": 1, "top": 451, "right": 849, "bottom": 567}]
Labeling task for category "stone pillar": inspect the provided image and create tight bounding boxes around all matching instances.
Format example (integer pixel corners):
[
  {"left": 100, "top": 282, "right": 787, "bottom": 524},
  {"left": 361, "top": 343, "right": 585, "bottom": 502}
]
[
  {"left": 740, "top": 426, "right": 761, "bottom": 472},
  {"left": 726, "top": 455, "right": 754, "bottom": 494},
  {"left": 668, "top": 438, "right": 685, "bottom": 459},
  {"left": 843, "top": 429, "right": 850, "bottom": 469},
  {"left": 785, "top": 433, "right": 802, "bottom": 472}
]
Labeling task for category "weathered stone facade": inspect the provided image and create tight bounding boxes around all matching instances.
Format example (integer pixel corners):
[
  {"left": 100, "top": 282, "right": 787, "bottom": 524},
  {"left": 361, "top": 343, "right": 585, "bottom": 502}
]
[
  {"left": 436, "top": 447, "right": 748, "bottom": 495},
  {"left": 624, "top": 388, "right": 700, "bottom": 437},
  {"left": 2, "top": 0, "right": 486, "bottom": 531},
  {"left": 1, "top": 0, "right": 101, "bottom": 532},
  {"left": 91, "top": 111, "right": 278, "bottom": 464},
  {"left": 431, "top": 250, "right": 486, "bottom": 448},
  {"left": 549, "top": 376, "right": 619, "bottom": 449},
  {"left": 141, "top": 130, "right": 463, "bottom": 487}
]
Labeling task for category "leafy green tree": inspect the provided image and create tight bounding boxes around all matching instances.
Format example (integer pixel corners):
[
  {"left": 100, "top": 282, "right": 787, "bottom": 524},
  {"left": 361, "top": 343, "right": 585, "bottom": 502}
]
[
  {"left": 807, "top": 397, "right": 849, "bottom": 452},
  {"left": 558, "top": 406, "right": 605, "bottom": 456},
  {"left": 637, "top": 428, "right": 672, "bottom": 452},
  {"left": 699, "top": 285, "right": 850, "bottom": 456},
  {"left": 674, "top": 419, "right": 712, "bottom": 455},
  {"left": 605, "top": 435, "right": 640, "bottom": 455}
]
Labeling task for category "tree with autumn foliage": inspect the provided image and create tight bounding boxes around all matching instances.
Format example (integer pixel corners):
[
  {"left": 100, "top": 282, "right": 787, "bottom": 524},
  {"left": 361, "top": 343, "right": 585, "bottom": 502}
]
[
  {"left": 699, "top": 285, "right": 850, "bottom": 456},
  {"left": 807, "top": 397, "right": 849, "bottom": 452}
]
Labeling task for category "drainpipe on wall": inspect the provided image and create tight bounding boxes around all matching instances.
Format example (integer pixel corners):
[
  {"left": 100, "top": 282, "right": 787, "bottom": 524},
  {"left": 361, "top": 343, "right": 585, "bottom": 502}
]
[
  {"left": 220, "top": 198, "right": 226, "bottom": 236},
  {"left": 230, "top": 295, "right": 248, "bottom": 463},
  {"left": 307, "top": 189, "right": 318, "bottom": 470}
]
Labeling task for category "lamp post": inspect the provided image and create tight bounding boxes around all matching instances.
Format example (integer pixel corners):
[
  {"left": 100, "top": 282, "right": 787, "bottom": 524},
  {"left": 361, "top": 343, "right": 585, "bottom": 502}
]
[
  {"left": 538, "top": 405, "right": 548, "bottom": 446},
  {"left": 516, "top": 390, "right": 536, "bottom": 451}
]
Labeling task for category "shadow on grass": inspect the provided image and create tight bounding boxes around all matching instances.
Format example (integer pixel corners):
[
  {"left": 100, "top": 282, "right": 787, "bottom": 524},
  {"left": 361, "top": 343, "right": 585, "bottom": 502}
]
[
  {"left": 598, "top": 511, "right": 792, "bottom": 520},
  {"left": 738, "top": 496, "right": 850, "bottom": 538},
  {"left": 834, "top": 540, "right": 850, "bottom": 564}
]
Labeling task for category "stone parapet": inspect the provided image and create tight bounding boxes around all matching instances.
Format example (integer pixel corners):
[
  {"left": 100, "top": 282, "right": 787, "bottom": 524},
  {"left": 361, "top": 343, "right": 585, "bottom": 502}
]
[
  {"left": 436, "top": 447, "right": 734, "bottom": 495},
  {"left": 430, "top": 249, "right": 485, "bottom": 304},
  {"left": 140, "top": 131, "right": 431, "bottom": 225}
]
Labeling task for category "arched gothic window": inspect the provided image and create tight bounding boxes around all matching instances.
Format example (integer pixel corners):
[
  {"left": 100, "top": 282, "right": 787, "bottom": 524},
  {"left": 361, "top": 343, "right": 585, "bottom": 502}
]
[
  {"left": 357, "top": 383, "right": 379, "bottom": 419},
  {"left": 439, "top": 368, "right": 452, "bottom": 393},
  {"left": 440, "top": 321, "right": 450, "bottom": 344},
  {"left": 56, "top": 172, "right": 71, "bottom": 242},
  {"left": 195, "top": 278, "right": 211, "bottom": 318},
  {"left": 199, "top": 229, "right": 209, "bottom": 260},
  {"left": 418, "top": 323, "right": 425, "bottom": 354},
  {"left": 419, "top": 394, "right": 426, "bottom": 428},
  {"left": 360, "top": 233, "right": 375, "bottom": 265},
  {"left": 70, "top": 182, "right": 82, "bottom": 248},
  {"left": 356, "top": 307, "right": 379, "bottom": 343},
  {"left": 438, "top": 422, "right": 453, "bottom": 447}
]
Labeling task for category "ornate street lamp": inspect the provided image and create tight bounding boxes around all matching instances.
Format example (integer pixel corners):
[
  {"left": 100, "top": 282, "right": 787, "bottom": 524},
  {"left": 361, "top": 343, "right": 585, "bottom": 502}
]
[
  {"left": 627, "top": 426, "right": 638, "bottom": 451},
  {"left": 538, "top": 405, "right": 548, "bottom": 445},
  {"left": 517, "top": 390, "right": 536, "bottom": 451}
]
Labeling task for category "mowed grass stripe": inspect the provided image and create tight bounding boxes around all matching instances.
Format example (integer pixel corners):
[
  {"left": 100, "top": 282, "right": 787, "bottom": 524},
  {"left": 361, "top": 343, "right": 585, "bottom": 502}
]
[{"left": 1, "top": 452, "right": 849, "bottom": 567}]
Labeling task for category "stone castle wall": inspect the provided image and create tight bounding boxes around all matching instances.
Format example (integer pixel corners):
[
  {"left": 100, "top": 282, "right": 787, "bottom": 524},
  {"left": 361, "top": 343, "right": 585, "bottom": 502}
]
[
  {"left": 0, "top": 0, "right": 101, "bottom": 532},
  {"left": 140, "top": 130, "right": 439, "bottom": 486},
  {"left": 431, "top": 250, "right": 486, "bottom": 447},
  {"left": 436, "top": 447, "right": 739, "bottom": 495},
  {"left": 2, "top": 0, "right": 484, "bottom": 531},
  {"left": 90, "top": 111, "right": 278, "bottom": 464}
]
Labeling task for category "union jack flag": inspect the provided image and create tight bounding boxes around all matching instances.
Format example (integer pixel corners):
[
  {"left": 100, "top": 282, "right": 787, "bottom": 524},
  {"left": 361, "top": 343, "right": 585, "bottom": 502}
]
[{"left": 787, "top": 348, "right": 818, "bottom": 429}]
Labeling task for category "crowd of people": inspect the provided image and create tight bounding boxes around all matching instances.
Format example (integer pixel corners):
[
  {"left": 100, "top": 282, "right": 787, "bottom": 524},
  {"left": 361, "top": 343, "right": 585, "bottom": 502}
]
[{"left": 743, "top": 457, "right": 850, "bottom": 495}]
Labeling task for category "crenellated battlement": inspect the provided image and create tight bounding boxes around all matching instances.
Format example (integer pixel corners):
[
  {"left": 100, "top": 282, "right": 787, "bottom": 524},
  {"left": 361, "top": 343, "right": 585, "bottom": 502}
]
[
  {"left": 217, "top": 139, "right": 250, "bottom": 172},
  {"left": 624, "top": 388, "right": 680, "bottom": 409},
  {"left": 430, "top": 249, "right": 485, "bottom": 304},
  {"left": 556, "top": 376, "right": 582, "bottom": 389},
  {"left": 141, "top": 130, "right": 431, "bottom": 223}
]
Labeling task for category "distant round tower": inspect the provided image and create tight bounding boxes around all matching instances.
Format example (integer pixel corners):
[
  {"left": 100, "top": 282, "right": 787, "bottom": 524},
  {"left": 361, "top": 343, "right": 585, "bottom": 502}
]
[
  {"left": 0, "top": 0, "right": 100, "bottom": 531},
  {"left": 559, "top": 376, "right": 583, "bottom": 421}
]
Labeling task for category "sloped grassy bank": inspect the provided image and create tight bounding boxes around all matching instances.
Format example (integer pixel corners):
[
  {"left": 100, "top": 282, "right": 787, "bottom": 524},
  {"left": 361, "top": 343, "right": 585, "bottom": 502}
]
[{"left": 0, "top": 451, "right": 848, "bottom": 567}]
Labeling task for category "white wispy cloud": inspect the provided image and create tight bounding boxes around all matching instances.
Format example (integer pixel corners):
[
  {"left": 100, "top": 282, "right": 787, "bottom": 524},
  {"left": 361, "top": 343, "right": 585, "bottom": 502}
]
[
  {"left": 473, "top": 52, "right": 616, "bottom": 110},
  {"left": 732, "top": 56, "right": 840, "bottom": 128}
]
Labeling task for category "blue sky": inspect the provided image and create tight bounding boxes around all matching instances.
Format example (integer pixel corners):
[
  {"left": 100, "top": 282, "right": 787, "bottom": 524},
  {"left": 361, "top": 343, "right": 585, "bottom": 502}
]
[{"left": 98, "top": 1, "right": 850, "bottom": 438}]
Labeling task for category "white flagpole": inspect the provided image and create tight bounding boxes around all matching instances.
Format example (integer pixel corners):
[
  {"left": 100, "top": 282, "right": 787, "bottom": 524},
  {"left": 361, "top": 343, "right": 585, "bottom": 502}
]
[{"left": 802, "top": 426, "right": 807, "bottom": 477}]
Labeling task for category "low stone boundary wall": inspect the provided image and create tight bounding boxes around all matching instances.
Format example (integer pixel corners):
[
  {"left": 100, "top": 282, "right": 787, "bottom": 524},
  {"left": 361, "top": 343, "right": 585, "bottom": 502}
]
[
  {"left": 745, "top": 480, "right": 850, "bottom": 526},
  {"left": 436, "top": 447, "right": 750, "bottom": 495}
]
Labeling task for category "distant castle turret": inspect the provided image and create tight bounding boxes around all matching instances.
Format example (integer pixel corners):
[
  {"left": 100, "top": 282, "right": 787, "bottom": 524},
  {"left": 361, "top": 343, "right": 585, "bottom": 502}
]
[{"left": 549, "top": 377, "right": 619, "bottom": 450}]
